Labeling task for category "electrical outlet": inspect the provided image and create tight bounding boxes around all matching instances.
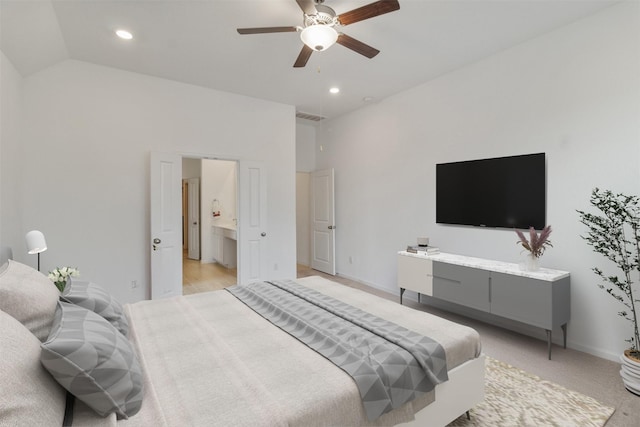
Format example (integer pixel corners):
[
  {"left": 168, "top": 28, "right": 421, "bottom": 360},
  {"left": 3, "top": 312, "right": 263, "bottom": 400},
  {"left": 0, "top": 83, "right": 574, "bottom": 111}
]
[
  {"left": 274, "top": 263, "right": 278, "bottom": 271},
  {"left": 349, "top": 256, "right": 353, "bottom": 264},
  {"left": 131, "top": 280, "right": 137, "bottom": 289}
]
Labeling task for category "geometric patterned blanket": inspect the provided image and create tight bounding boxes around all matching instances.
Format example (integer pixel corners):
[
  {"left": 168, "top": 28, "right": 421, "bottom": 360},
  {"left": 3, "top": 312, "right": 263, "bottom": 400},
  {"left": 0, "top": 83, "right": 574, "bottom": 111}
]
[{"left": 226, "top": 280, "right": 448, "bottom": 421}]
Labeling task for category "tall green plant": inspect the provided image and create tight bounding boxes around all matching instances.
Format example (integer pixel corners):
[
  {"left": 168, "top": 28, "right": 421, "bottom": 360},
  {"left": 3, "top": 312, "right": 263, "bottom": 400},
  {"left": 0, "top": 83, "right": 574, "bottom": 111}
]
[{"left": 577, "top": 188, "right": 640, "bottom": 356}]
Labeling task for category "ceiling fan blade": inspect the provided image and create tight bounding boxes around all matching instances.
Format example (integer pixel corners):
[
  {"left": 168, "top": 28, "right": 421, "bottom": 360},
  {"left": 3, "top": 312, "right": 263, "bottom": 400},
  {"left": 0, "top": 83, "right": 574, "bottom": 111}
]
[
  {"left": 293, "top": 45, "right": 313, "bottom": 68},
  {"left": 296, "top": 0, "right": 317, "bottom": 15},
  {"left": 237, "top": 26, "right": 298, "bottom": 35},
  {"left": 336, "top": 34, "right": 380, "bottom": 58},
  {"left": 338, "top": 0, "right": 400, "bottom": 26}
]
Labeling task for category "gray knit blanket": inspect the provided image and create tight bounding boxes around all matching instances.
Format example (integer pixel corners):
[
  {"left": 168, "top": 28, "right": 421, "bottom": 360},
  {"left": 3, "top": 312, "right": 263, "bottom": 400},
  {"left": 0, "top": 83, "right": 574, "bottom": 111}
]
[{"left": 226, "top": 280, "right": 448, "bottom": 421}]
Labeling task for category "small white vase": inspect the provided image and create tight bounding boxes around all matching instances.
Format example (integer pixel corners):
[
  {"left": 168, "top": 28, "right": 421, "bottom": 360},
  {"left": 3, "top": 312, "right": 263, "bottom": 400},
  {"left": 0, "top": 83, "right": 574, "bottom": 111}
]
[{"left": 524, "top": 254, "right": 540, "bottom": 272}]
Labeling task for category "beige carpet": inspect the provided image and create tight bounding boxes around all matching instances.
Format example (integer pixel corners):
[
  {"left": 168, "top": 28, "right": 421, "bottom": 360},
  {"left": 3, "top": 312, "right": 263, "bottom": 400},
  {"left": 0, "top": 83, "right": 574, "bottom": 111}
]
[{"left": 448, "top": 357, "right": 615, "bottom": 427}]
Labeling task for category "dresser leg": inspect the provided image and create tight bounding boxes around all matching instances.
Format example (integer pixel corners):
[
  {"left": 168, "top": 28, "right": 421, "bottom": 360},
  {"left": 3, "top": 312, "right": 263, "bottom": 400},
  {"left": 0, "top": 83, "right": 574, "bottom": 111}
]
[
  {"left": 400, "top": 288, "right": 405, "bottom": 305},
  {"left": 561, "top": 323, "right": 567, "bottom": 349},
  {"left": 546, "top": 330, "right": 552, "bottom": 360},
  {"left": 418, "top": 293, "right": 421, "bottom": 303}
]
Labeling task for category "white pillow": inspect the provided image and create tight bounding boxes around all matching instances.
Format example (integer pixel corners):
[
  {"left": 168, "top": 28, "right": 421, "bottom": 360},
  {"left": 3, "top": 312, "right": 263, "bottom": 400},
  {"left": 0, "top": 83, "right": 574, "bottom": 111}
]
[
  {"left": 0, "top": 260, "right": 60, "bottom": 341},
  {"left": 0, "top": 309, "right": 66, "bottom": 425}
]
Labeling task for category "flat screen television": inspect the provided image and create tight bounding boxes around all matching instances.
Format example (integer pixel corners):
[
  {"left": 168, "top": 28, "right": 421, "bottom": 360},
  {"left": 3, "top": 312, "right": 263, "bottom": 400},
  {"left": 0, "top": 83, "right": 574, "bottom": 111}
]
[{"left": 436, "top": 153, "right": 546, "bottom": 229}]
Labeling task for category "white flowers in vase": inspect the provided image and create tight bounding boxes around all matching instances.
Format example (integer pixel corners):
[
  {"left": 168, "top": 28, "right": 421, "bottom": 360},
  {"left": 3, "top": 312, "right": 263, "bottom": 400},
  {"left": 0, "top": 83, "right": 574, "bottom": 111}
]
[{"left": 48, "top": 267, "right": 80, "bottom": 292}]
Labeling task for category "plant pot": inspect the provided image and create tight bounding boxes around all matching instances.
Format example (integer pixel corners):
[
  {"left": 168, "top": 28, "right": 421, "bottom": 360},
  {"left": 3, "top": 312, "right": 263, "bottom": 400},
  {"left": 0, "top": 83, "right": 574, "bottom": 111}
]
[
  {"left": 519, "top": 254, "right": 540, "bottom": 272},
  {"left": 620, "top": 349, "right": 640, "bottom": 396}
]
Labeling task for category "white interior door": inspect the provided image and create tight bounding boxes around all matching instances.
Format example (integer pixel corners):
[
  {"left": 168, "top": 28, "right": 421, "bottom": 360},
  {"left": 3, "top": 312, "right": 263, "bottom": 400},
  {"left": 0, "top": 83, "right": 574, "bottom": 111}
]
[
  {"left": 311, "top": 169, "right": 335, "bottom": 275},
  {"left": 150, "top": 152, "right": 183, "bottom": 299},
  {"left": 238, "top": 161, "right": 267, "bottom": 284},
  {"left": 187, "top": 178, "right": 200, "bottom": 260}
]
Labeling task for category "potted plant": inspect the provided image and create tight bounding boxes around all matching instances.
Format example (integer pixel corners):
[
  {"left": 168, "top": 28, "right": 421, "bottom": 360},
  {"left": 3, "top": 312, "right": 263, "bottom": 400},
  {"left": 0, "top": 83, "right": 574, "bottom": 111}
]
[
  {"left": 515, "top": 225, "right": 553, "bottom": 271},
  {"left": 577, "top": 188, "right": 640, "bottom": 395}
]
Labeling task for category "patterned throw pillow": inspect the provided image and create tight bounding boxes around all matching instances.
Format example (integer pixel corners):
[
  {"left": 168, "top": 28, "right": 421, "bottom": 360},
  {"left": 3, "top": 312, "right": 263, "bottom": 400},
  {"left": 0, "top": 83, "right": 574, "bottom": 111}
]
[
  {"left": 0, "top": 260, "right": 60, "bottom": 341},
  {"left": 61, "top": 279, "right": 129, "bottom": 336},
  {"left": 41, "top": 302, "right": 144, "bottom": 419}
]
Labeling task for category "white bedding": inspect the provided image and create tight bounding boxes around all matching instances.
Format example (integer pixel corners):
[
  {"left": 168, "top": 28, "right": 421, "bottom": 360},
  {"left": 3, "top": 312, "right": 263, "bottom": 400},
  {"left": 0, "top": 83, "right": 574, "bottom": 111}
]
[{"left": 71, "top": 276, "right": 481, "bottom": 426}]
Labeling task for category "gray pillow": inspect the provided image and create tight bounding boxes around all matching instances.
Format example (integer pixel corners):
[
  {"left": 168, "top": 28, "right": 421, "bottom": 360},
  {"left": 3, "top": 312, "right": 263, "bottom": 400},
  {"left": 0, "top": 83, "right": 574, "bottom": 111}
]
[
  {"left": 0, "top": 259, "right": 60, "bottom": 341},
  {"left": 61, "top": 278, "right": 129, "bottom": 336},
  {"left": 41, "top": 301, "right": 144, "bottom": 419}
]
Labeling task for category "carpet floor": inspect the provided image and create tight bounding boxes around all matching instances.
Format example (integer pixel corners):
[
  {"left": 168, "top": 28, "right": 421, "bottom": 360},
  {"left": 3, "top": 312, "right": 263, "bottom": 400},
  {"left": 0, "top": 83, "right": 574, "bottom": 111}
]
[{"left": 448, "top": 357, "right": 614, "bottom": 426}]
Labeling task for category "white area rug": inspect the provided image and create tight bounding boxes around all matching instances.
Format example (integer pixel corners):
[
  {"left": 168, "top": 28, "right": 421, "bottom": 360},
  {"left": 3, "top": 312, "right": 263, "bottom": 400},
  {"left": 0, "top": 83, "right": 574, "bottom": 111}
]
[{"left": 448, "top": 357, "right": 615, "bottom": 427}]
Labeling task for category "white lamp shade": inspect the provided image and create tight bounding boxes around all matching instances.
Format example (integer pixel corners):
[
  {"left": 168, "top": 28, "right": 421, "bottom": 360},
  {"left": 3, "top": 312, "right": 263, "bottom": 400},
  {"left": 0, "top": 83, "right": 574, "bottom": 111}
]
[
  {"left": 300, "top": 25, "right": 338, "bottom": 51},
  {"left": 26, "top": 230, "right": 47, "bottom": 254}
]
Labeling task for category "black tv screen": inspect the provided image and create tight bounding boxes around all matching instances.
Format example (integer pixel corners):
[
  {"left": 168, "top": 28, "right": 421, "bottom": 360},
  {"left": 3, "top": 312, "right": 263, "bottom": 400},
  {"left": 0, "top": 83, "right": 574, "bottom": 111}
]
[{"left": 436, "top": 153, "right": 546, "bottom": 229}]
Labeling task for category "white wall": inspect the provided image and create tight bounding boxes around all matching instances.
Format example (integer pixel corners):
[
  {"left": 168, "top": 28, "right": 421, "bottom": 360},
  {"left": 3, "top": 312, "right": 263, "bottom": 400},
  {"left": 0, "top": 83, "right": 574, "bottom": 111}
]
[
  {"left": 316, "top": 2, "right": 640, "bottom": 361},
  {"left": 295, "top": 122, "right": 317, "bottom": 265},
  {"left": 296, "top": 122, "right": 316, "bottom": 173},
  {"left": 2, "top": 59, "right": 296, "bottom": 303},
  {"left": 182, "top": 158, "right": 201, "bottom": 179},
  {"left": 0, "top": 52, "right": 24, "bottom": 252},
  {"left": 201, "top": 159, "right": 237, "bottom": 263}
]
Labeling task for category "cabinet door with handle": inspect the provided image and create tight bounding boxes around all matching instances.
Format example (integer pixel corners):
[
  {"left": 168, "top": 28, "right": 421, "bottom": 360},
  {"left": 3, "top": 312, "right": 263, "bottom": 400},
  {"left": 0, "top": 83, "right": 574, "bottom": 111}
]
[
  {"left": 397, "top": 254, "right": 433, "bottom": 296},
  {"left": 432, "top": 262, "right": 491, "bottom": 312}
]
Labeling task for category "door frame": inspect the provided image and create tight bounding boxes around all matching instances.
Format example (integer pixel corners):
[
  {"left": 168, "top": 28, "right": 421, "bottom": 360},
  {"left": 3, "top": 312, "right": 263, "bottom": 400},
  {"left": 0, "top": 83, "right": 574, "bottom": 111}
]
[{"left": 151, "top": 152, "right": 240, "bottom": 299}]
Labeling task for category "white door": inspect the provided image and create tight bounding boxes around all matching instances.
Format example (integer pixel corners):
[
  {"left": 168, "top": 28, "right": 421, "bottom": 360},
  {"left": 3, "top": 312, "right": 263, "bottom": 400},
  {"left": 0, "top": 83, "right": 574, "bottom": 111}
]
[
  {"left": 187, "top": 178, "right": 200, "bottom": 260},
  {"left": 150, "top": 152, "right": 183, "bottom": 299},
  {"left": 311, "top": 169, "right": 335, "bottom": 275},
  {"left": 238, "top": 161, "right": 267, "bottom": 284}
]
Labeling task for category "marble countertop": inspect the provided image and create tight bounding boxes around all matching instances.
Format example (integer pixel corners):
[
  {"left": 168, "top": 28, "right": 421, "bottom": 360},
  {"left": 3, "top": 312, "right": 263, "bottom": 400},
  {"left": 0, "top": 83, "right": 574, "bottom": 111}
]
[
  {"left": 212, "top": 222, "right": 236, "bottom": 231},
  {"left": 398, "top": 251, "right": 570, "bottom": 281}
]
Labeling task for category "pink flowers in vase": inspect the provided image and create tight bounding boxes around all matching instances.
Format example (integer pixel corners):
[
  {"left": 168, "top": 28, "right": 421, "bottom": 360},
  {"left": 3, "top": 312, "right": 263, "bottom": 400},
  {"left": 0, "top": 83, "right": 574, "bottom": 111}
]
[{"left": 515, "top": 225, "right": 553, "bottom": 258}]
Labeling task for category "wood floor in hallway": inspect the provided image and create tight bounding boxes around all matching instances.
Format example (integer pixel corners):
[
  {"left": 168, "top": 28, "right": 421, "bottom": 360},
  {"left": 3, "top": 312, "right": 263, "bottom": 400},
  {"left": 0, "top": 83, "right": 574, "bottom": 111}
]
[
  {"left": 182, "top": 255, "right": 237, "bottom": 295},
  {"left": 182, "top": 258, "right": 360, "bottom": 295}
]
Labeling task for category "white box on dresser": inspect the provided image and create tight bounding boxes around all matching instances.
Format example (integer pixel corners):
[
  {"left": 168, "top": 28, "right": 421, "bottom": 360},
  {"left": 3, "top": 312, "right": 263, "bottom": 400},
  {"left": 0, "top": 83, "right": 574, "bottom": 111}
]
[{"left": 397, "top": 251, "right": 571, "bottom": 359}]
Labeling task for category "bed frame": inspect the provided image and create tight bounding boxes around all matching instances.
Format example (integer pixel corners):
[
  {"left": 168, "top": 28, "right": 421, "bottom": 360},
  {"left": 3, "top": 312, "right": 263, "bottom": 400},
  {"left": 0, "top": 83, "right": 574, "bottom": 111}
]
[{"left": 400, "top": 354, "right": 486, "bottom": 426}]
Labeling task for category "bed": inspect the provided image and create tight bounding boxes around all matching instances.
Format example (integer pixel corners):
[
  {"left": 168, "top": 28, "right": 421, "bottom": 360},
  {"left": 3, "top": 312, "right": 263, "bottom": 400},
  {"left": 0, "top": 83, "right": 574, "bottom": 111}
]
[{"left": 1, "top": 258, "right": 484, "bottom": 427}]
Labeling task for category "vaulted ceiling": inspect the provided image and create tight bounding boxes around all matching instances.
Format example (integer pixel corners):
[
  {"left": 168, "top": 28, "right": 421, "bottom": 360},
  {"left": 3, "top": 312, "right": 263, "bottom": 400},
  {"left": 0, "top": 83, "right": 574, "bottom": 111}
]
[{"left": 1, "top": 0, "right": 617, "bottom": 120}]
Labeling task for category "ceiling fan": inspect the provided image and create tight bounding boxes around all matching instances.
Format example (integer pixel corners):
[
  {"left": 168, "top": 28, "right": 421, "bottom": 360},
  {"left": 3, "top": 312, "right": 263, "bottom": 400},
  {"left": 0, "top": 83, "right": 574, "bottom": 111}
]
[{"left": 237, "top": 0, "right": 400, "bottom": 68}]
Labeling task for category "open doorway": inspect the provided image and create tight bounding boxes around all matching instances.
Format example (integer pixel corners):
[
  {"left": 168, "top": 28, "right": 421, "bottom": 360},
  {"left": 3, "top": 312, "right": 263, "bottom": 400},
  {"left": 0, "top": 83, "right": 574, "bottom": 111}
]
[{"left": 181, "top": 157, "right": 238, "bottom": 294}]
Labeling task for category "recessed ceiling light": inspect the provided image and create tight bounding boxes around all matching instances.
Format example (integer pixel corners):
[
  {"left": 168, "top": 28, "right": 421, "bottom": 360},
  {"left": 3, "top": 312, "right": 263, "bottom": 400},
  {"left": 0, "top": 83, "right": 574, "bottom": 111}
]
[
  {"left": 329, "top": 87, "right": 340, "bottom": 94},
  {"left": 362, "top": 96, "right": 376, "bottom": 103},
  {"left": 115, "top": 29, "right": 133, "bottom": 40}
]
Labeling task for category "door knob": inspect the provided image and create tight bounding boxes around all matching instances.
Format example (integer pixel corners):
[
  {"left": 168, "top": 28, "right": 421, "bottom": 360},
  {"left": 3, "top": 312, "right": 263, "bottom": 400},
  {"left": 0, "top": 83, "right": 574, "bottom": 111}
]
[
  {"left": 153, "top": 238, "right": 161, "bottom": 244},
  {"left": 261, "top": 232, "right": 267, "bottom": 237},
  {"left": 328, "top": 225, "right": 335, "bottom": 230}
]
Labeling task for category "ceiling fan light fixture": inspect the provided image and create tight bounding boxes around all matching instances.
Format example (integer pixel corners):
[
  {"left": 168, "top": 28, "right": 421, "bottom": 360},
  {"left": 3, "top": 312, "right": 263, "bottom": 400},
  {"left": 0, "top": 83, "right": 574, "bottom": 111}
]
[
  {"left": 300, "top": 25, "right": 338, "bottom": 52},
  {"left": 115, "top": 29, "right": 133, "bottom": 40}
]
